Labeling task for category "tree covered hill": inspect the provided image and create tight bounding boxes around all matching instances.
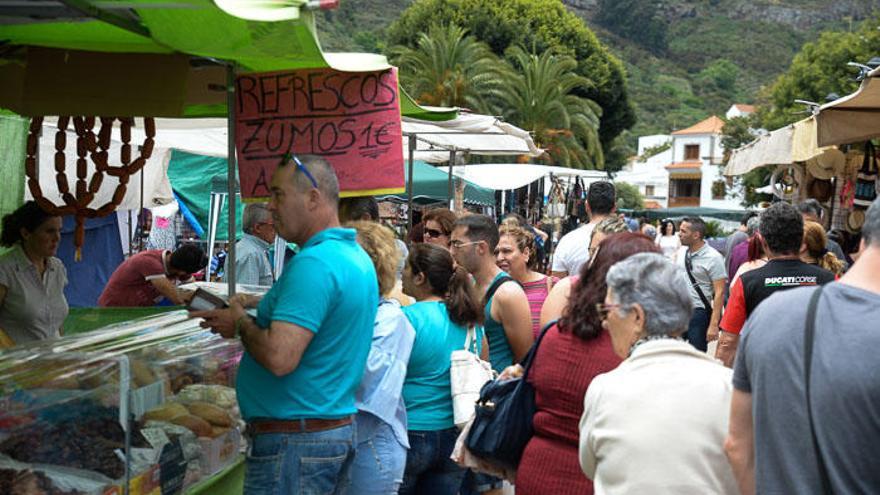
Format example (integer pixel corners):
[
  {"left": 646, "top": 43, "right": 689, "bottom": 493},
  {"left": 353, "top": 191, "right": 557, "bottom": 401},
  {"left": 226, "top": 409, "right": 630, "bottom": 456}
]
[{"left": 315, "top": 0, "right": 880, "bottom": 152}]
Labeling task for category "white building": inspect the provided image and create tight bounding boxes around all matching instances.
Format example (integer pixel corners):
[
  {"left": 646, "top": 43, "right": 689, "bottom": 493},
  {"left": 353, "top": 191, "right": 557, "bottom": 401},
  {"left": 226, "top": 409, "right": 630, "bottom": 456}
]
[
  {"left": 725, "top": 104, "right": 756, "bottom": 120},
  {"left": 665, "top": 115, "right": 741, "bottom": 209},
  {"left": 616, "top": 134, "right": 672, "bottom": 208}
]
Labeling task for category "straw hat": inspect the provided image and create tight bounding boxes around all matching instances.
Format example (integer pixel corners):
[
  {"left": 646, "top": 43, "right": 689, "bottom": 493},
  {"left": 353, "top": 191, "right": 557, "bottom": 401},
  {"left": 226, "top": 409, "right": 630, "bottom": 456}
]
[
  {"left": 847, "top": 209, "right": 866, "bottom": 233},
  {"left": 806, "top": 148, "right": 845, "bottom": 179}
]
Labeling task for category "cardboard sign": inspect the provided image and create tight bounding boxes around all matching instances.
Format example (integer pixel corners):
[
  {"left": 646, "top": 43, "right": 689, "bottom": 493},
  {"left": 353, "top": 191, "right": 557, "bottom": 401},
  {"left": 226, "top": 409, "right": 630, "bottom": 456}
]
[{"left": 235, "top": 67, "right": 405, "bottom": 199}]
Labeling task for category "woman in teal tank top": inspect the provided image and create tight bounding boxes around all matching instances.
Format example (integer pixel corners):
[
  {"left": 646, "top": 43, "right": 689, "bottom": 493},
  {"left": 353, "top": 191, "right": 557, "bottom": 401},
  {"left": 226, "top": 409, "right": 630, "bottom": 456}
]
[{"left": 399, "top": 243, "right": 487, "bottom": 495}]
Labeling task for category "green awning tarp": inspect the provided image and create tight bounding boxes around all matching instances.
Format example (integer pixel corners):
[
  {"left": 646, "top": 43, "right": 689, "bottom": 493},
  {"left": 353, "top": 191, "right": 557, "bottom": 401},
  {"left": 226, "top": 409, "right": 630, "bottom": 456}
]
[
  {"left": 0, "top": 2, "right": 457, "bottom": 119},
  {"left": 378, "top": 160, "right": 496, "bottom": 207},
  {"left": 167, "top": 149, "right": 243, "bottom": 241}
]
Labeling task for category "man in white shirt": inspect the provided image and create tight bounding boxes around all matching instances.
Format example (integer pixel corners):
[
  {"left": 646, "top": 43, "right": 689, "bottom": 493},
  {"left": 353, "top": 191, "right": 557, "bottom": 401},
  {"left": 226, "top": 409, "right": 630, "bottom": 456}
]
[{"left": 551, "top": 181, "right": 616, "bottom": 278}]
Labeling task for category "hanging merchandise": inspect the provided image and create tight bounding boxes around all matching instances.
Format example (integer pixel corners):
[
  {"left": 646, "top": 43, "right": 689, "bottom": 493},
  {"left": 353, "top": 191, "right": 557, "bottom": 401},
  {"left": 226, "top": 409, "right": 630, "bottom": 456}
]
[
  {"left": 25, "top": 116, "right": 155, "bottom": 260},
  {"left": 769, "top": 164, "right": 802, "bottom": 201},
  {"left": 546, "top": 177, "right": 566, "bottom": 219},
  {"left": 853, "top": 141, "right": 878, "bottom": 209}
]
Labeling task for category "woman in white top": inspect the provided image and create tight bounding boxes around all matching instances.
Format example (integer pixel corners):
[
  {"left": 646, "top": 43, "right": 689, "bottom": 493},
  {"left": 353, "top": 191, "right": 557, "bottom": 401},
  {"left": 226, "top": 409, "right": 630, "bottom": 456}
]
[
  {"left": 0, "top": 201, "right": 68, "bottom": 345},
  {"left": 655, "top": 219, "right": 681, "bottom": 260},
  {"left": 579, "top": 253, "right": 737, "bottom": 495}
]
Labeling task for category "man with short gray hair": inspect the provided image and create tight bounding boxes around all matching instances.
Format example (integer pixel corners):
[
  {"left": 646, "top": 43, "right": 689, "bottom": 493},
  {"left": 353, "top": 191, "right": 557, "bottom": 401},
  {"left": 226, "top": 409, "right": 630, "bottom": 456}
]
[
  {"left": 725, "top": 197, "right": 880, "bottom": 494},
  {"left": 233, "top": 202, "right": 276, "bottom": 286}
]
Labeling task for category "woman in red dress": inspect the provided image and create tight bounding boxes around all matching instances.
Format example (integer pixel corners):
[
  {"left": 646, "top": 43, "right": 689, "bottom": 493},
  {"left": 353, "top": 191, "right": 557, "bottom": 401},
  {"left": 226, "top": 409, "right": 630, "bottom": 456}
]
[{"left": 515, "top": 233, "right": 660, "bottom": 494}]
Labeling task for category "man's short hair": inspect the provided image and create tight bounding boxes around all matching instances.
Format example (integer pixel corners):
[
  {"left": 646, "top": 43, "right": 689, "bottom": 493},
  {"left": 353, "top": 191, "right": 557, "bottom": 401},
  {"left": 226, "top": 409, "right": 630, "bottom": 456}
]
[
  {"left": 681, "top": 216, "right": 707, "bottom": 239},
  {"left": 796, "top": 199, "right": 823, "bottom": 220},
  {"left": 741, "top": 211, "right": 758, "bottom": 226},
  {"left": 339, "top": 196, "right": 379, "bottom": 222},
  {"left": 454, "top": 214, "right": 500, "bottom": 251},
  {"left": 170, "top": 244, "right": 206, "bottom": 274},
  {"left": 286, "top": 155, "right": 339, "bottom": 204},
  {"left": 863, "top": 197, "right": 880, "bottom": 247},
  {"left": 760, "top": 202, "right": 804, "bottom": 255},
  {"left": 587, "top": 181, "right": 616, "bottom": 215},
  {"left": 242, "top": 203, "right": 271, "bottom": 234}
]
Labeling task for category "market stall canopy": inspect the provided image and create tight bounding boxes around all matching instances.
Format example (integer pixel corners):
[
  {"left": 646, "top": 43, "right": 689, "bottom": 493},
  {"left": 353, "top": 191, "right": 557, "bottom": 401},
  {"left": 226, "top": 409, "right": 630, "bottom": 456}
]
[
  {"left": 0, "top": 2, "right": 456, "bottom": 120},
  {"left": 724, "top": 117, "right": 841, "bottom": 176},
  {"left": 439, "top": 164, "right": 607, "bottom": 191},
  {"left": 376, "top": 160, "right": 495, "bottom": 206},
  {"left": 402, "top": 113, "right": 543, "bottom": 162},
  {"left": 816, "top": 66, "right": 880, "bottom": 147},
  {"left": 624, "top": 207, "right": 751, "bottom": 222}
]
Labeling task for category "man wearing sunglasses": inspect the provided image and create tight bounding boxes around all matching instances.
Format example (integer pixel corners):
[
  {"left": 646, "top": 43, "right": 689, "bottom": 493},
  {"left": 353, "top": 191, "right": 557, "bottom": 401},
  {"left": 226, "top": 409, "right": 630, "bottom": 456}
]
[
  {"left": 233, "top": 203, "right": 276, "bottom": 287},
  {"left": 193, "top": 155, "right": 378, "bottom": 494}
]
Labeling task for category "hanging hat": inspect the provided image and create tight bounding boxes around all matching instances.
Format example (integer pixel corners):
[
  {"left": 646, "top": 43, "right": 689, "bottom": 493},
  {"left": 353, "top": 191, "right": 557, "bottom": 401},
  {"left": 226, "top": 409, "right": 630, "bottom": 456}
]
[
  {"left": 807, "top": 175, "right": 833, "bottom": 203},
  {"left": 847, "top": 209, "right": 866, "bottom": 233},
  {"left": 806, "top": 148, "right": 844, "bottom": 180}
]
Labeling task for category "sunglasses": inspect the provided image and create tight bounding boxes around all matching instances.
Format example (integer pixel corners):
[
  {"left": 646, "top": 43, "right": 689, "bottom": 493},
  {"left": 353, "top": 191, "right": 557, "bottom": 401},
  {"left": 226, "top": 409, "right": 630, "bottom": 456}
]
[
  {"left": 424, "top": 228, "right": 446, "bottom": 239},
  {"left": 450, "top": 240, "right": 480, "bottom": 249},
  {"left": 595, "top": 302, "right": 625, "bottom": 320},
  {"left": 281, "top": 153, "right": 319, "bottom": 189}
]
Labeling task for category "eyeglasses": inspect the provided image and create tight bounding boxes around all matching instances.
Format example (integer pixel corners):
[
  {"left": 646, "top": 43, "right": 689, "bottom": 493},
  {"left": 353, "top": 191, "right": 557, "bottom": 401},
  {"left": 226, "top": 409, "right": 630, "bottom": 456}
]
[
  {"left": 424, "top": 228, "right": 445, "bottom": 239},
  {"left": 449, "top": 240, "right": 480, "bottom": 249},
  {"left": 595, "top": 302, "right": 625, "bottom": 320},
  {"left": 281, "top": 153, "right": 319, "bottom": 189}
]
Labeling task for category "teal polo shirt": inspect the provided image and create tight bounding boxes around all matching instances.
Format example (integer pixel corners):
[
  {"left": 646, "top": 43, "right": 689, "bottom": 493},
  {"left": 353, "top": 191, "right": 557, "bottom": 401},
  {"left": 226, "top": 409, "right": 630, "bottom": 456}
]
[
  {"left": 236, "top": 227, "right": 378, "bottom": 420},
  {"left": 402, "top": 301, "right": 484, "bottom": 431}
]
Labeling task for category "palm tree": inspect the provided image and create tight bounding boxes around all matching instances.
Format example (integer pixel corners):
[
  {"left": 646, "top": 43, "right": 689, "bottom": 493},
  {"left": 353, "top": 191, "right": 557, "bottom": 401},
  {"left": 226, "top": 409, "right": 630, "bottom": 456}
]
[
  {"left": 494, "top": 46, "right": 604, "bottom": 169},
  {"left": 389, "top": 24, "right": 509, "bottom": 112}
]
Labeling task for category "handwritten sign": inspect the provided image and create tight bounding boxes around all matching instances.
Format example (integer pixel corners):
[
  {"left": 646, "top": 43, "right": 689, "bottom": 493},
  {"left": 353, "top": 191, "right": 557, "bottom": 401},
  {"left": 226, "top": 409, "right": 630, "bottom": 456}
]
[{"left": 235, "top": 67, "right": 405, "bottom": 199}]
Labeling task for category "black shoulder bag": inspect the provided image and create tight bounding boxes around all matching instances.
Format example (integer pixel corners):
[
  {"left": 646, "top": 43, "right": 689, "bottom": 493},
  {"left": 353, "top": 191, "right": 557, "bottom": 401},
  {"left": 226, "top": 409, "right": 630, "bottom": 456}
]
[
  {"left": 684, "top": 252, "right": 713, "bottom": 311},
  {"left": 465, "top": 319, "right": 556, "bottom": 470},
  {"left": 804, "top": 287, "right": 833, "bottom": 494}
]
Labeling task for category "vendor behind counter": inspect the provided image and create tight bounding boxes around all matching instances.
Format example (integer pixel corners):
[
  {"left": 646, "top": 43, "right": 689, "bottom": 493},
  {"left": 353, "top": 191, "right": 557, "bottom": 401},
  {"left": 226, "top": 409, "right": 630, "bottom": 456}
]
[{"left": 0, "top": 201, "right": 68, "bottom": 346}]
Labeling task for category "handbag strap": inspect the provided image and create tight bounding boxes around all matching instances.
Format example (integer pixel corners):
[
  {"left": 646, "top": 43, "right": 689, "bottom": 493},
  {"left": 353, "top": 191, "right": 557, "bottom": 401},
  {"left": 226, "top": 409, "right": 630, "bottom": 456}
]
[
  {"left": 684, "top": 252, "right": 713, "bottom": 311},
  {"left": 520, "top": 319, "right": 557, "bottom": 381},
  {"left": 463, "top": 325, "right": 478, "bottom": 353},
  {"left": 803, "top": 286, "right": 833, "bottom": 494}
]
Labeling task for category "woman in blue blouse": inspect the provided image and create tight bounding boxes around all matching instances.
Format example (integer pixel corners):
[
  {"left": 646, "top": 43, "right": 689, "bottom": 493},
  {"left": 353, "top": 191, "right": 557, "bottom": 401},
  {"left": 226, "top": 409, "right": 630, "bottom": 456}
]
[
  {"left": 399, "top": 243, "right": 487, "bottom": 495},
  {"left": 345, "top": 221, "right": 416, "bottom": 494}
]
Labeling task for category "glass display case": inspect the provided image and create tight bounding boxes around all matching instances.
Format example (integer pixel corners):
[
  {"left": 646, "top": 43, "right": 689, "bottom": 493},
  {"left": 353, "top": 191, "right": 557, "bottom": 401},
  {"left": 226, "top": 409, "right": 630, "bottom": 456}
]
[{"left": 0, "top": 310, "right": 244, "bottom": 495}]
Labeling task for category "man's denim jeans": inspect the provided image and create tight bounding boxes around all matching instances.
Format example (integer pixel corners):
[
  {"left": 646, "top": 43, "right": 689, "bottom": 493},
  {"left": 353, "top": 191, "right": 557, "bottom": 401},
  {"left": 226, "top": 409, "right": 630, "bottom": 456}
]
[
  {"left": 244, "top": 423, "right": 355, "bottom": 495},
  {"left": 346, "top": 420, "right": 407, "bottom": 495},
  {"left": 686, "top": 307, "right": 710, "bottom": 352},
  {"left": 399, "top": 428, "right": 465, "bottom": 495}
]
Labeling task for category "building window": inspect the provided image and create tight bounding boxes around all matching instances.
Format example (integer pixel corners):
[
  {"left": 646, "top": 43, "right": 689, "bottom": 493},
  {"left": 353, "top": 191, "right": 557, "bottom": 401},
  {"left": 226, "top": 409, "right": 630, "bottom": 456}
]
[
  {"left": 712, "top": 180, "right": 727, "bottom": 200},
  {"left": 645, "top": 185, "right": 655, "bottom": 197},
  {"left": 684, "top": 144, "right": 700, "bottom": 160}
]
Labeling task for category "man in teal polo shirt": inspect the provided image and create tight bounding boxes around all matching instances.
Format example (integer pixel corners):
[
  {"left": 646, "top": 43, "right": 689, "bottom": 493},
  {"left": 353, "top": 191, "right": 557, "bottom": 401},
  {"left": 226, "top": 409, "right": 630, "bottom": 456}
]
[{"left": 193, "top": 155, "right": 378, "bottom": 494}]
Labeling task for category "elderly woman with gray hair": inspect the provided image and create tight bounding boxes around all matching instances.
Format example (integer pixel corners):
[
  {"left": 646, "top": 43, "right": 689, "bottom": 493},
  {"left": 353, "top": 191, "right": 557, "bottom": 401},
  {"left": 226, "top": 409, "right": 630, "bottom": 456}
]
[{"left": 578, "top": 253, "right": 738, "bottom": 495}]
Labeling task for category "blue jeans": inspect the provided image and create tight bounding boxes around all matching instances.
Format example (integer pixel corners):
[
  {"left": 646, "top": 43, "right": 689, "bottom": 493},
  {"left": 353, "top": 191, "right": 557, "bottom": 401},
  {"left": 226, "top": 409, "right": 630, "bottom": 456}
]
[
  {"left": 243, "top": 423, "right": 355, "bottom": 495},
  {"left": 346, "top": 417, "right": 407, "bottom": 495},
  {"left": 399, "top": 428, "right": 465, "bottom": 495},
  {"left": 686, "top": 307, "right": 710, "bottom": 352}
]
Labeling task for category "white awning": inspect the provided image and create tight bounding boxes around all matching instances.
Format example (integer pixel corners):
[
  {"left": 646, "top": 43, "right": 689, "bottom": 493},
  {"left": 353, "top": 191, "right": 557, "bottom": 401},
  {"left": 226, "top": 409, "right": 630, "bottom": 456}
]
[
  {"left": 816, "top": 67, "right": 880, "bottom": 147},
  {"left": 403, "top": 112, "right": 543, "bottom": 163},
  {"left": 438, "top": 163, "right": 606, "bottom": 190},
  {"left": 724, "top": 125, "right": 794, "bottom": 176}
]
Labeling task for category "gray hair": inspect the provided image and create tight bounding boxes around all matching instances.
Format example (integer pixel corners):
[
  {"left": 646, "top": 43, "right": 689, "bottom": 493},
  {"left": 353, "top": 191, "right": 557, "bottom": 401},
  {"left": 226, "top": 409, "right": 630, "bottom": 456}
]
[
  {"left": 746, "top": 215, "right": 760, "bottom": 236},
  {"left": 606, "top": 253, "right": 693, "bottom": 337},
  {"left": 242, "top": 203, "right": 271, "bottom": 234},
  {"left": 290, "top": 154, "right": 340, "bottom": 205},
  {"left": 865, "top": 197, "right": 880, "bottom": 247}
]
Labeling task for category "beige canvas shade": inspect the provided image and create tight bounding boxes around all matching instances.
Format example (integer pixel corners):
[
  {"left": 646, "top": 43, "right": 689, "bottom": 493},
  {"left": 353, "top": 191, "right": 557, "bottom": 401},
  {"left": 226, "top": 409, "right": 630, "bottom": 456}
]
[
  {"left": 725, "top": 117, "right": 839, "bottom": 176},
  {"left": 816, "top": 68, "right": 880, "bottom": 147}
]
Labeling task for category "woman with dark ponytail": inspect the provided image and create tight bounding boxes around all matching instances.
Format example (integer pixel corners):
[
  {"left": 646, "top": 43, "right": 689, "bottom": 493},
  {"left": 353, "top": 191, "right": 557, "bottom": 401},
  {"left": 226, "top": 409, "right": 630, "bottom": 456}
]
[
  {"left": 399, "top": 243, "right": 487, "bottom": 495},
  {"left": 0, "top": 201, "right": 68, "bottom": 344}
]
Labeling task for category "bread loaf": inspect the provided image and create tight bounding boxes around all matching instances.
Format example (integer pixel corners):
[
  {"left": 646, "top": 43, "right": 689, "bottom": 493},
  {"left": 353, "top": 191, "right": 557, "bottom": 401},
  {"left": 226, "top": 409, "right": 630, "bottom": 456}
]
[
  {"left": 210, "top": 426, "right": 231, "bottom": 438},
  {"left": 143, "top": 402, "right": 188, "bottom": 422},
  {"left": 170, "top": 414, "right": 213, "bottom": 438},
  {"left": 186, "top": 402, "right": 233, "bottom": 427}
]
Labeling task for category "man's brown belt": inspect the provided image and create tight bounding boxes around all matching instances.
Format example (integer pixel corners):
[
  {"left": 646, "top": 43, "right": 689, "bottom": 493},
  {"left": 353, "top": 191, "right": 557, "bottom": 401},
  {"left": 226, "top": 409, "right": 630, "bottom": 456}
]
[{"left": 246, "top": 416, "right": 353, "bottom": 435}]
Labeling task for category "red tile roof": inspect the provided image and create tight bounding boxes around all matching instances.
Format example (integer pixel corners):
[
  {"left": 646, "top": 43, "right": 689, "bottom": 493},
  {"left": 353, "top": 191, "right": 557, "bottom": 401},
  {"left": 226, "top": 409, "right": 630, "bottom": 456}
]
[
  {"left": 734, "top": 104, "right": 756, "bottom": 113},
  {"left": 671, "top": 115, "right": 726, "bottom": 135}
]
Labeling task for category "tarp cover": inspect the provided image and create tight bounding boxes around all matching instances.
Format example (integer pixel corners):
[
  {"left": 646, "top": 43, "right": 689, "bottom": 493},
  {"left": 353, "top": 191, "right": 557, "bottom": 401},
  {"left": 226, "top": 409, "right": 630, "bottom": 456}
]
[
  {"left": 439, "top": 164, "right": 608, "bottom": 191},
  {"left": 403, "top": 113, "right": 543, "bottom": 163},
  {"left": 58, "top": 214, "right": 124, "bottom": 307},
  {"left": 167, "top": 149, "right": 244, "bottom": 241},
  {"left": 816, "top": 69, "right": 880, "bottom": 147},
  {"left": 624, "top": 207, "right": 750, "bottom": 222},
  {"left": 376, "top": 161, "right": 495, "bottom": 206},
  {"left": 724, "top": 126, "right": 794, "bottom": 176}
]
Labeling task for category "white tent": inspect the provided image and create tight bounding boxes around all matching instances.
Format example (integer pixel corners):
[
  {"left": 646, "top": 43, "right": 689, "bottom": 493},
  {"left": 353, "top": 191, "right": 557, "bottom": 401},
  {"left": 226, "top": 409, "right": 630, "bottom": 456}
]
[
  {"left": 816, "top": 66, "right": 880, "bottom": 147},
  {"left": 438, "top": 163, "right": 606, "bottom": 191},
  {"left": 402, "top": 113, "right": 543, "bottom": 163},
  {"left": 724, "top": 117, "right": 842, "bottom": 177}
]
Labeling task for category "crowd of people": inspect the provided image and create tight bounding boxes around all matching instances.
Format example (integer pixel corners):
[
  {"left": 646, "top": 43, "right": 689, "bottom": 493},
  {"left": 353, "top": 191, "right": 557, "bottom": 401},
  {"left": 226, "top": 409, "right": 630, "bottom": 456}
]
[{"left": 1, "top": 155, "right": 878, "bottom": 494}]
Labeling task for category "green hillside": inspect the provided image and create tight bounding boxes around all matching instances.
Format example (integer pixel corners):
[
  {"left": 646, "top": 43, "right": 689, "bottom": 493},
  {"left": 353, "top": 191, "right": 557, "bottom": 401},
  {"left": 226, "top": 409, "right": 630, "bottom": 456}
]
[{"left": 316, "top": 0, "right": 877, "bottom": 142}]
